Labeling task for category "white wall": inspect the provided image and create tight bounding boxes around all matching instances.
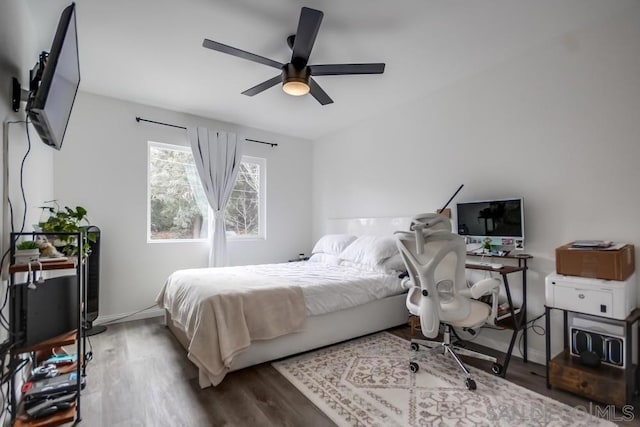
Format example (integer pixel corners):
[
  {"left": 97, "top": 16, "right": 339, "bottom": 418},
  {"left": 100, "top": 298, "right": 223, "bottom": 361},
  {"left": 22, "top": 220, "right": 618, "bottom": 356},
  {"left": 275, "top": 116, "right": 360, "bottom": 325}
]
[
  {"left": 1, "top": 1, "right": 56, "bottom": 347},
  {"left": 312, "top": 5, "right": 640, "bottom": 363},
  {"left": 1, "top": 1, "right": 55, "bottom": 246},
  {"left": 53, "top": 92, "right": 313, "bottom": 319}
]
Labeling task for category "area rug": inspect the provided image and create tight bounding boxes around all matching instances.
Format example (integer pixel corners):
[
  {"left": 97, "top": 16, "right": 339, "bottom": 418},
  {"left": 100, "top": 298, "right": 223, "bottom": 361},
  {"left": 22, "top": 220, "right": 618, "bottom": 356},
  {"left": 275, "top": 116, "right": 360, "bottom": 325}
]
[{"left": 272, "top": 332, "right": 615, "bottom": 427}]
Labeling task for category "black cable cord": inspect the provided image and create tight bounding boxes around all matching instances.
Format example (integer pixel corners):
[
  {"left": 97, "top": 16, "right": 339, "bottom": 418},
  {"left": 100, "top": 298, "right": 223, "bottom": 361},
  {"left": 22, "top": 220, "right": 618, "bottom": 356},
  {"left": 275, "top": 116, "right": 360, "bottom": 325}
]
[
  {"left": 99, "top": 304, "right": 158, "bottom": 326},
  {"left": 84, "top": 335, "right": 94, "bottom": 370},
  {"left": 18, "top": 120, "right": 32, "bottom": 233},
  {"left": 0, "top": 250, "right": 12, "bottom": 333},
  {"left": 4, "top": 120, "right": 28, "bottom": 234},
  {"left": 518, "top": 312, "right": 546, "bottom": 358},
  {"left": 8, "top": 199, "right": 15, "bottom": 234}
]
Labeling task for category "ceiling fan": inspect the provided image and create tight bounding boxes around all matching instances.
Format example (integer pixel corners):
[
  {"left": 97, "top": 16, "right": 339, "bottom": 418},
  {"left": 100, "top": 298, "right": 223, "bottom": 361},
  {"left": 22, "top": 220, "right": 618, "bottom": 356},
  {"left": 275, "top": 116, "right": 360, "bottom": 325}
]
[{"left": 202, "top": 7, "right": 385, "bottom": 105}]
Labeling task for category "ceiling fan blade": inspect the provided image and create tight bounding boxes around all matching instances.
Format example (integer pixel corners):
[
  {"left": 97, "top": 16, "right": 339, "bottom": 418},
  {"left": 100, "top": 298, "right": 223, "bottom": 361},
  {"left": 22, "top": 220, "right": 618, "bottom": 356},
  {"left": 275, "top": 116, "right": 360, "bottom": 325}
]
[
  {"left": 203, "top": 39, "right": 284, "bottom": 69},
  {"left": 241, "top": 75, "right": 282, "bottom": 96},
  {"left": 291, "top": 7, "right": 323, "bottom": 68},
  {"left": 308, "top": 78, "right": 333, "bottom": 105},
  {"left": 309, "top": 63, "right": 386, "bottom": 76}
]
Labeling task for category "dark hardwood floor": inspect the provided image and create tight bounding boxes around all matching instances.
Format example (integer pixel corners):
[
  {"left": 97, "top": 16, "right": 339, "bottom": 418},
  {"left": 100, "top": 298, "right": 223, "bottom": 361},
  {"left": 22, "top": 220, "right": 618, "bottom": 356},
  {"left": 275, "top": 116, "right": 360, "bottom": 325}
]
[{"left": 77, "top": 317, "right": 639, "bottom": 426}]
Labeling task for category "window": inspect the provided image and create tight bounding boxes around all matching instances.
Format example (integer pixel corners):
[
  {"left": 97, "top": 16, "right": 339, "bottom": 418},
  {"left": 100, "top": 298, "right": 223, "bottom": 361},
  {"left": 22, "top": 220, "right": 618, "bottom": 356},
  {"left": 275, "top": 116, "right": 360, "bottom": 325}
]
[{"left": 148, "top": 142, "right": 266, "bottom": 242}]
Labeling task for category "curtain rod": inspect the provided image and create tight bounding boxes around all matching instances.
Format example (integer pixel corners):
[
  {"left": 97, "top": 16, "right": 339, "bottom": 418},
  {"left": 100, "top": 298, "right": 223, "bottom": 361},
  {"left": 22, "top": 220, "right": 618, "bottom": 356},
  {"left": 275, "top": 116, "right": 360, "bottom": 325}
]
[{"left": 135, "top": 116, "right": 278, "bottom": 148}]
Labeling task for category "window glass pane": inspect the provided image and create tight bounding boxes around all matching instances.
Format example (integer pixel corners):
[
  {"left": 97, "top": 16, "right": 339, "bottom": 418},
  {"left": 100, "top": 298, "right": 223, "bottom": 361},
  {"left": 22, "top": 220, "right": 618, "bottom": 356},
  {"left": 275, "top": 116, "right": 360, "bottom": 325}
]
[
  {"left": 148, "top": 143, "right": 263, "bottom": 241},
  {"left": 149, "top": 145, "right": 208, "bottom": 240},
  {"left": 225, "top": 161, "right": 260, "bottom": 237}
]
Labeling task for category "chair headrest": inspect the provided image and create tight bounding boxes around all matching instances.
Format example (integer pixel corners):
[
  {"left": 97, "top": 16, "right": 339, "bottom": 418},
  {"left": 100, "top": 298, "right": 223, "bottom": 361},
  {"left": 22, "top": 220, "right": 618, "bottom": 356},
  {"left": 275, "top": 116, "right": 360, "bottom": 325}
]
[
  {"left": 393, "top": 213, "right": 450, "bottom": 254},
  {"left": 410, "top": 213, "right": 451, "bottom": 233}
]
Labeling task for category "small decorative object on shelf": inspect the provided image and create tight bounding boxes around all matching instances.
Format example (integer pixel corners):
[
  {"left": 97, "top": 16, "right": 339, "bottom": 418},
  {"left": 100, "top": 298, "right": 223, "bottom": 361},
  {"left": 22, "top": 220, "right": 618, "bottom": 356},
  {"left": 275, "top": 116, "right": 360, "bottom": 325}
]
[
  {"left": 496, "top": 303, "right": 521, "bottom": 321},
  {"left": 14, "top": 240, "right": 40, "bottom": 264},
  {"left": 482, "top": 237, "right": 492, "bottom": 253}
]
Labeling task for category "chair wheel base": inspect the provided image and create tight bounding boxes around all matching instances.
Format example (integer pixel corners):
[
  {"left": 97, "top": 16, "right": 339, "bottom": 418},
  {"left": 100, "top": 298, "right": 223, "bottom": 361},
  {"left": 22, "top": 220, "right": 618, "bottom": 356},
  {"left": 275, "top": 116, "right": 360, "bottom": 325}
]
[
  {"left": 491, "top": 363, "right": 503, "bottom": 375},
  {"left": 465, "top": 378, "right": 476, "bottom": 390},
  {"left": 409, "top": 361, "right": 419, "bottom": 373},
  {"left": 410, "top": 342, "right": 420, "bottom": 351}
]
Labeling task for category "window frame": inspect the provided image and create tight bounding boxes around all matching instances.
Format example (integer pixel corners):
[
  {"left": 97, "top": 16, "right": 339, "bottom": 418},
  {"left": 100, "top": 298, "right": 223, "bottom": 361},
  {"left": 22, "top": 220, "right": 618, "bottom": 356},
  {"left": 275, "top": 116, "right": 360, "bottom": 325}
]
[{"left": 146, "top": 141, "right": 266, "bottom": 243}]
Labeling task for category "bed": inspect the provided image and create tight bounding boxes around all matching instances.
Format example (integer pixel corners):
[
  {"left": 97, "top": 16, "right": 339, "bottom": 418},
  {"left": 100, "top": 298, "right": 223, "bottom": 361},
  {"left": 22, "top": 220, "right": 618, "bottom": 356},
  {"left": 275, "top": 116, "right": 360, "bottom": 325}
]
[{"left": 157, "top": 217, "right": 412, "bottom": 388}]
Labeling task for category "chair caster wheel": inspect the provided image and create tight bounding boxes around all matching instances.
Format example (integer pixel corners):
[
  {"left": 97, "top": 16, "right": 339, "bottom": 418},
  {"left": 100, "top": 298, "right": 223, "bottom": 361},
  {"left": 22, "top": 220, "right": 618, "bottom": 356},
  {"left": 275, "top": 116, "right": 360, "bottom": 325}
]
[
  {"left": 409, "top": 362, "right": 419, "bottom": 373},
  {"left": 465, "top": 378, "right": 476, "bottom": 390},
  {"left": 410, "top": 342, "right": 420, "bottom": 351},
  {"left": 491, "top": 363, "right": 503, "bottom": 375}
]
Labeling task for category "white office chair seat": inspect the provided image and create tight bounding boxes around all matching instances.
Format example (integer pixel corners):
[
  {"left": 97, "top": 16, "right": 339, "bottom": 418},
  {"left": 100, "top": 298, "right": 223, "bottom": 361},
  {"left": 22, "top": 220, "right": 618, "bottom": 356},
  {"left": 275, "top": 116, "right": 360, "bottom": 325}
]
[{"left": 448, "top": 300, "right": 491, "bottom": 329}]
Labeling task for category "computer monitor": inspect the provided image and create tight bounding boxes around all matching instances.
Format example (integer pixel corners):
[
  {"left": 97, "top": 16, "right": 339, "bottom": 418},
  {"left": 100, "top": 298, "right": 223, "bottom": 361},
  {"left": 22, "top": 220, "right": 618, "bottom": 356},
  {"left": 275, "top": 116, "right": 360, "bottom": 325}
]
[{"left": 456, "top": 198, "right": 524, "bottom": 247}]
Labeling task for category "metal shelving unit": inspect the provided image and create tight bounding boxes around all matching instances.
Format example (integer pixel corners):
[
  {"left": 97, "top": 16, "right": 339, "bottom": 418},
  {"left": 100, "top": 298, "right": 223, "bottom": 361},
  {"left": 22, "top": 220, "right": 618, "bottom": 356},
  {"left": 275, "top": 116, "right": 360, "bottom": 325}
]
[{"left": 8, "top": 232, "right": 85, "bottom": 426}]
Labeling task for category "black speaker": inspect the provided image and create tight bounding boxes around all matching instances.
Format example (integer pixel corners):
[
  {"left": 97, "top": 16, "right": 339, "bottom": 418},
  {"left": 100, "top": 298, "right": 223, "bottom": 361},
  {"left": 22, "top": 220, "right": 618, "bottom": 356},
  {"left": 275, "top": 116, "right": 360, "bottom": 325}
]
[
  {"left": 570, "top": 326, "right": 625, "bottom": 368},
  {"left": 82, "top": 225, "right": 106, "bottom": 336}
]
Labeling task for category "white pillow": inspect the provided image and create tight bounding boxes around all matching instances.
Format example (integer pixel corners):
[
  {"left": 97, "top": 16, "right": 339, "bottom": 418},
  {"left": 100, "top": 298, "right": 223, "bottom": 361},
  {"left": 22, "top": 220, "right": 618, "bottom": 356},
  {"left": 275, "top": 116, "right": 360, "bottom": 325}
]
[
  {"left": 308, "top": 253, "right": 341, "bottom": 265},
  {"left": 381, "top": 253, "right": 406, "bottom": 273},
  {"left": 311, "top": 234, "right": 357, "bottom": 256},
  {"left": 338, "top": 235, "right": 399, "bottom": 266}
]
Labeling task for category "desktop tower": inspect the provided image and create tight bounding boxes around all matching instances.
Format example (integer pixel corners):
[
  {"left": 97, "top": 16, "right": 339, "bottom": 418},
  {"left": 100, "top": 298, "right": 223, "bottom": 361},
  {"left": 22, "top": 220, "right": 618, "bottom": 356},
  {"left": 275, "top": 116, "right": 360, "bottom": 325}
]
[{"left": 83, "top": 225, "right": 105, "bottom": 336}]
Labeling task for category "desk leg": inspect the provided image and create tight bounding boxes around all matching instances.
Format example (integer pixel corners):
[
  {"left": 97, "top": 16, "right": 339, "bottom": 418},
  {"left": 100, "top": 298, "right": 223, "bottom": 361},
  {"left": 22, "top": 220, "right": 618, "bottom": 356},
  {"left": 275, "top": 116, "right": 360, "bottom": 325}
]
[
  {"left": 625, "top": 319, "right": 633, "bottom": 405},
  {"left": 500, "top": 274, "right": 519, "bottom": 378},
  {"left": 545, "top": 306, "right": 551, "bottom": 389},
  {"left": 522, "top": 261, "right": 528, "bottom": 362}
]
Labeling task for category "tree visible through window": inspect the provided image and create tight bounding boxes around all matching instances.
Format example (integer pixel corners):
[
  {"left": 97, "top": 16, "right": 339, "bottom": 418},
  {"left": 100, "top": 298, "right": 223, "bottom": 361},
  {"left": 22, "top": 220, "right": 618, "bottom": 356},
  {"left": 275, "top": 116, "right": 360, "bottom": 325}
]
[{"left": 148, "top": 142, "right": 265, "bottom": 241}]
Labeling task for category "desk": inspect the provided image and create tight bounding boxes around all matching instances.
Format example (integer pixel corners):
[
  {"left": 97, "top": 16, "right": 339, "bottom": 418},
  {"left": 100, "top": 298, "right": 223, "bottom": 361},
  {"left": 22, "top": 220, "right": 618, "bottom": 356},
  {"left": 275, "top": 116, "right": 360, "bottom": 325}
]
[{"left": 465, "top": 253, "right": 532, "bottom": 377}]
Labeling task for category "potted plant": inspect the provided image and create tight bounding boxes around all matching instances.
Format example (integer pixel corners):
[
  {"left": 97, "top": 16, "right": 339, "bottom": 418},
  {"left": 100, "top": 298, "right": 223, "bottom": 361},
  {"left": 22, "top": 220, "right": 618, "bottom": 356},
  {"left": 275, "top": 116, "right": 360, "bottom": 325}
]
[
  {"left": 482, "top": 237, "right": 493, "bottom": 254},
  {"left": 15, "top": 240, "right": 40, "bottom": 264},
  {"left": 38, "top": 203, "right": 96, "bottom": 259}
]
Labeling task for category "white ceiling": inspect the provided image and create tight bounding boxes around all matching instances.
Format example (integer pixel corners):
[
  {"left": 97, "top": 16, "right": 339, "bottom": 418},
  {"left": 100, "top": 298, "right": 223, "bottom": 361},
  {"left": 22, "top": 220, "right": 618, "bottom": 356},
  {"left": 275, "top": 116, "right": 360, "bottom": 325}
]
[{"left": 25, "top": 0, "right": 636, "bottom": 140}]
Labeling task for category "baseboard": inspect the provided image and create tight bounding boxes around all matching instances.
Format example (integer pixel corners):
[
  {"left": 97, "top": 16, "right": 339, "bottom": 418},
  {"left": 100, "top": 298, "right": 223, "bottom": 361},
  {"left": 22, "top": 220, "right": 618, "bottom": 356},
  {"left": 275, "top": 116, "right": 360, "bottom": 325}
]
[
  {"left": 94, "top": 308, "right": 164, "bottom": 326},
  {"left": 472, "top": 334, "right": 546, "bottom": 365}
]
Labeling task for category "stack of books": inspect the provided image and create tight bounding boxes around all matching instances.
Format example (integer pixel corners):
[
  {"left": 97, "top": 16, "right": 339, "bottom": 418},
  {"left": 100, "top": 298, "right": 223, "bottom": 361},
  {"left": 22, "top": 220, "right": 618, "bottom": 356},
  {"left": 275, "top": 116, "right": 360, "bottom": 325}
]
[
  {"left": 569, "top": 240, "right": 612, "bottom": 249},
  {"left": 496, "top": 303, "right": 521, "bottom": 321}
]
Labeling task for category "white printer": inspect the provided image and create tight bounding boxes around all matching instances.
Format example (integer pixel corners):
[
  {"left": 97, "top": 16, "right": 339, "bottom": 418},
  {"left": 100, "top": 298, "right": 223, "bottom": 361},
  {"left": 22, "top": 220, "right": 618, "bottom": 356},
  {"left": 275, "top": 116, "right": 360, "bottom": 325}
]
[{"left": 545, "top": 272, "right": 637, "bottom": 320}]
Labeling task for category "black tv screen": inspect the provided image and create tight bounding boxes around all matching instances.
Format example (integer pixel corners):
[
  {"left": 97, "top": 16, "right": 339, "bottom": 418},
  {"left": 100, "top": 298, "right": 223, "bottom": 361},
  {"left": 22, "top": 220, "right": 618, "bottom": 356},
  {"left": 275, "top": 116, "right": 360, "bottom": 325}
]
[
  {"left": 27, "top": 3, "right": 80, "bottom": 150},
  {"left": 456, "top": 198, "right": 524, "bottom": 239}
]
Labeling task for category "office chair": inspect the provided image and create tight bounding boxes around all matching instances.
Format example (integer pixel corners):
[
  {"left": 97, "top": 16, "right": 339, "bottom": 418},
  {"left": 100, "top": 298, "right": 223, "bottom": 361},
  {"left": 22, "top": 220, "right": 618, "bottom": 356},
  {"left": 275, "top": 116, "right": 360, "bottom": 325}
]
[{"left": 396, "top": 213, "right": 502, "bottom": 390}]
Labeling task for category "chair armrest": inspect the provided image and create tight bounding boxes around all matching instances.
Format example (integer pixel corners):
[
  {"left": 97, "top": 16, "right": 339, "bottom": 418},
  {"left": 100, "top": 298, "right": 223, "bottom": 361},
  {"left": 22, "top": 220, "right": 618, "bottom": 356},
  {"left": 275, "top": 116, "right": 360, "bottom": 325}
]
[{"left": 468, "top": 278, "right": 500, "bottom": 299}]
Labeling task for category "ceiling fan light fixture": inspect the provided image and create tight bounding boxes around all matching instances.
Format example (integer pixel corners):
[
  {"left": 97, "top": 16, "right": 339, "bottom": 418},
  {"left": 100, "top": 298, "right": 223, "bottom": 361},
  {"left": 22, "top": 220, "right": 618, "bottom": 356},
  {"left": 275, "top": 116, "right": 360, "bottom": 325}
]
[{"left": 282, "top": 64, "right": 310, "bottom": 96}]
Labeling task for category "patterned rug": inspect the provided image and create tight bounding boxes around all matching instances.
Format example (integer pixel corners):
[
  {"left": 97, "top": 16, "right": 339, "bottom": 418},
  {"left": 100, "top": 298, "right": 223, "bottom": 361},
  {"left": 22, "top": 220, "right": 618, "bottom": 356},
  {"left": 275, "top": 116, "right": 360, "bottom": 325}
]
[{"left": 272, "top": 332, "right": 615, "bottom": 427}]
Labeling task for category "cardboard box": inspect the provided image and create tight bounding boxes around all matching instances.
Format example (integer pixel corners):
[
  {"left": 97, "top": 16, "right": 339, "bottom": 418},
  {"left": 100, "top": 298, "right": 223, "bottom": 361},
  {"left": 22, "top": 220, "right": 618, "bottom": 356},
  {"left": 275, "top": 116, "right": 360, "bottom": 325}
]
[{"left": 556, "top": 243, "right": 635, "bottom": 281}]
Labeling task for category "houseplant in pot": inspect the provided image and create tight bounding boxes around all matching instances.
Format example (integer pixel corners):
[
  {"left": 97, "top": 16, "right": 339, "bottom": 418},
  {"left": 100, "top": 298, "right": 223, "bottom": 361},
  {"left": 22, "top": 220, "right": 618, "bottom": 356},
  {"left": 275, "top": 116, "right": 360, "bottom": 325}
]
[
  {"left": 14, "top": 240, "right": 40, "bottom": 264},
  {"left": 38, "top": 204, "right": 96, "bottom": 259}
]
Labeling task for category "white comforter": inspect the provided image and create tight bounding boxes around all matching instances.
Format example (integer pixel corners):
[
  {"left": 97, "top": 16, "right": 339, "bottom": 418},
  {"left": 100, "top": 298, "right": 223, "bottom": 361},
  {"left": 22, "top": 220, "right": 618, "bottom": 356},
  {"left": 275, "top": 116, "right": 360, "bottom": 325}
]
[
  {"left": 241, "top": 261, "right": 405, "bottom": 315},
  {"left": 157, "top": 261, "right": 405, "bottom": 386}
]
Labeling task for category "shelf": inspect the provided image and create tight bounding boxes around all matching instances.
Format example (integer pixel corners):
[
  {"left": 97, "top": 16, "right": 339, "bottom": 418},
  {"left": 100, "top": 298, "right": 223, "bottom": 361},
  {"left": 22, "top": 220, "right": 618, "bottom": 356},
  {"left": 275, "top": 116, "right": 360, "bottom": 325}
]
[
  {"left": 465, "top": 263, "right": 524, "bottom": 274},
  {"left": 9, "top": 259, "right": 76, "bottom": 274},
  {"left": 495, "top": 310, "right": 524, "bottom": 330},
  {"left": 466, "top": 252, "right": 532, "bottom": 260},
  {"left": 497, "top": 306, "right": 521, "bottom": 321},
  {"left": 13, "top": 330, "right": 77, "bottom": 354},
  {"left": 14, "top": 404, "right": 75, "bottom": 427}
]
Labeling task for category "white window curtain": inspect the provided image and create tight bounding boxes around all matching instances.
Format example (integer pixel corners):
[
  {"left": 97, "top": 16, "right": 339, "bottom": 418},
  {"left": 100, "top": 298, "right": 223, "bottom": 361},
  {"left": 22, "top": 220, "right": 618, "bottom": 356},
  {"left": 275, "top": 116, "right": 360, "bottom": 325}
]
[{"left": 188, "top": 127, "right": 243, "bottom": 267}]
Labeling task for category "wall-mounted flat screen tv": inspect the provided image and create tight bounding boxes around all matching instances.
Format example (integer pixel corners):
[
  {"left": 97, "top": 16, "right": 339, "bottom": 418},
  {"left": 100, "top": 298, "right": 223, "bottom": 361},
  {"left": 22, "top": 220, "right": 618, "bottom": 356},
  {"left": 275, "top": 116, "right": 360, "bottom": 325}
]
[
  {"left": 27, "top": 3, "right": 80, "bottom": 150},
  {"left": 456, "top": 198, "right": 524, "bottom": 239}
]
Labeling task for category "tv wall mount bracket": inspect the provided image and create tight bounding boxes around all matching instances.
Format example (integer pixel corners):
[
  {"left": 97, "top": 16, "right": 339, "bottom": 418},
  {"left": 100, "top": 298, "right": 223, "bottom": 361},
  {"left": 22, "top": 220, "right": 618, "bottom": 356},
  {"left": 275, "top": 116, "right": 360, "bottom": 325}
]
[{"left": 11, "top": 51, "right": 49, "bottom": 112}]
